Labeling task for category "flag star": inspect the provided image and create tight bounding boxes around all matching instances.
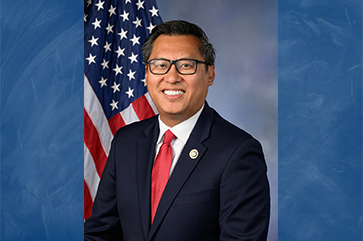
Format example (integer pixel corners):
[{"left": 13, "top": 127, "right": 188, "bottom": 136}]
[
  {"left": 118, "top": 28, "right": 128, "bottom": 41},
  {"left": 133, "top": 17, "right": 142, "bottom": 29},
  {"left": 88, "top": 35, "right": 99, "bottom": 47},
  {"left": 141, "top": 78, "right": 146, "bottom": 86},
  {"left": 149, "top": 6, "right": 159, "bottom": 17},
  {"left": 108, "top": 5, "right": 116, "bottom": 17},
  {"left": 98, "top": 77, "right": 107, "bottom": 88},
  {"left": 125, "top": 87, "right": 134, "bottom": 98},
  {"left": 104, "top": 41, "right": 112, "bottom": 52},
  {"left": 84, "top": 14, "right": 88, "bottom": 22},
  {"left": 110, "top": 99, "right": 119, "bottom": 111},
  {"left": 101, "top": 59, "right": 109, "bottom": 69},
  {"left": 86, "top": 0, "right": 92, "bottom": 7},
  {"left": 146, "top": 22, "right": 156, "bottom": 34},
  {"left": 128, "top": 52, "right": 138, "bottom": 64},
  {"left": 136, "top": 0, "right": 145, "bottom": 10},
  {"left": 92, "top": 18, "right": 102, "bottom": 30},
  {"left": 125, "top": 0, "right": 131, "bottom": 3},
  {"left": 106, "top": 23, "right": 114, "bottom": 34},
  {"left": 95, "top": 0, "right": 105, "bottom": 11},
  {"left": 111, "top": 81, "right": 121, "bottom": 93},
  {"left": 127, "top": 69, "right": 136, "bottom": 81},
  {"left": 86, "top": 53, "right": 96, "bottom": 65},
  {"left": 120, "top": 10, "right": 129, "bottom": 22},
  {"left": 113, "top": 64, "right": 123, "bottom": 76},
  {"left": 115, "top": 46, "right": 125, "bottom": 58},
  {"left": 130, "top": 34, "right": 140, "bottom": 46}
]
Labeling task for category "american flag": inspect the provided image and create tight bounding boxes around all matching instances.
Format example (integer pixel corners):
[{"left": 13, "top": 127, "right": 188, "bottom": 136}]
[{"left": 84, "top": 0, "right": 163, "bottom": 220}]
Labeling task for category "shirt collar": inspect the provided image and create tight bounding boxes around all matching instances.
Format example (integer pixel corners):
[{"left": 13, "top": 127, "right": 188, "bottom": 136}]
[{"left": 157, "top": 104, "right": 205, "bottom": 145}]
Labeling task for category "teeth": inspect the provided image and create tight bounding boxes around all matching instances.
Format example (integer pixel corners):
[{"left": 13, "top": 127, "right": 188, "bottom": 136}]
[{"left": 164, "top": 90, "right": 184, "bottom": 95}]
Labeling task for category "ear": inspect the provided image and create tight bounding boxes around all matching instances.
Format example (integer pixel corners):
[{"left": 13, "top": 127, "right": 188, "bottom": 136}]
[
  {"left": 207, "top": 65, "right": 215, "bottom": 86},
  {"left": 144, "top": 66, "right": 148, "bottom": 86}
]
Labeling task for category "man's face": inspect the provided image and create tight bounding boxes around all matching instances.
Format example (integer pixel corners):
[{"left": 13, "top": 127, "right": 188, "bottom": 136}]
[{"left": 145, "top": 35, "right": 215, "bottom": 127}]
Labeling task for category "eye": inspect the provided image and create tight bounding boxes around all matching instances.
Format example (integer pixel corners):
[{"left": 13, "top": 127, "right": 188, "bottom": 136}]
[
  {"left": 178, "top": 60, "right": 195, "bottom": 69},
  {"left": 152, "top": 60, "right": 168, "bottom": 69}
]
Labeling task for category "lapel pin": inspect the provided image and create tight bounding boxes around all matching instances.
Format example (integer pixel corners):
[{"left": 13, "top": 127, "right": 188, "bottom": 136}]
[{"left": 189, "top": 149, "right": 198, "bottom": 159}]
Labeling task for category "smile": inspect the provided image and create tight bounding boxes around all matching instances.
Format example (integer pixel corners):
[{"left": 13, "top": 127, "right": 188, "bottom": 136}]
[{"left": 163, "top": 90, "right": 185, "bottom": 96}]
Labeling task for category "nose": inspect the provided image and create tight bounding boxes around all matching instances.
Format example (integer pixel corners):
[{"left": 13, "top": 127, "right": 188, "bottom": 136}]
[{"left": 164, "top": 63, "right": 181, "bottom": 83}]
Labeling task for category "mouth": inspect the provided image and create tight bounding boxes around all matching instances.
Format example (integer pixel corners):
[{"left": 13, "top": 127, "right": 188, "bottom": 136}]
[{"left": 163, "top": 90, "right": 185, "bottom": 96}]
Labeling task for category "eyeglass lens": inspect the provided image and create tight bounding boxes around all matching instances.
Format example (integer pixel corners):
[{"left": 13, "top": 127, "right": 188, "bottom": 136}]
[{"left": 149, "top": 59, "right": 197, "bottom": 75}]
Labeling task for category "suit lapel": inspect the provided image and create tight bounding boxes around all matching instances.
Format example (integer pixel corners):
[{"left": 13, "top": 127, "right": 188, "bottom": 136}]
[
  {"left": 136, "top": 118, "right": 159, "bottom": 240},
  {"left": 147, "top": 102, "right": 214, "bottom": 240}
]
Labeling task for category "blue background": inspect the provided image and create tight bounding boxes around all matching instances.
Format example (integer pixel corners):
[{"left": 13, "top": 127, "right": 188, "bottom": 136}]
[
  {"left": 1, "top": 0, "right": 84, "bottom": 240},
  {"left": 0, "top": 0, "right": 361, "bottom": 241},
  {"left": 279, "top": 0, "right": 362, "bottom": 240}
]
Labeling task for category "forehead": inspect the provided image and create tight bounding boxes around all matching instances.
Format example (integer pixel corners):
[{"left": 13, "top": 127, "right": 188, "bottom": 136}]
[{"left": 150, "top": 35, "right": 202, "bottom": 59}]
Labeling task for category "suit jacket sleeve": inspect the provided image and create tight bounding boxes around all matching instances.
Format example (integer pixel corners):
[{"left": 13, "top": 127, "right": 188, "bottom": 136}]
[
  {"left": 84, "top": 133, "right": 122, "bottom": 241},
  {"left": 219, "top": 138, "right": 270, "bottom": 241}
]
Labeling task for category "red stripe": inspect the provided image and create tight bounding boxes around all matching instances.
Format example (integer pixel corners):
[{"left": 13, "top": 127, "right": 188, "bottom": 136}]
[
  {"left": 132, "top": 95, "right": 155, "bottom": 121},
  {"left": 108, "top": 113, "right": 126, "bottom": 135},
  {"left": 84, "top": 180, "right": 93, "bottom": 220},
  {"left": 84, "top": 109, "right": 108, "bottom": 176}
]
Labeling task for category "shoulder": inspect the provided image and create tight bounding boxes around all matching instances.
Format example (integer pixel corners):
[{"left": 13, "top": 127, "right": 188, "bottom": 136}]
[
  {"left": 210, "top": 108, "right": 255, "bottom": 143},
  {"left": 113, "top": 115, "right": 158, "bottom": 140}
]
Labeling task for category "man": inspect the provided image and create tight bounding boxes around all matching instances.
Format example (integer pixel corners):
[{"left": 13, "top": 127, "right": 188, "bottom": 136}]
[{"left": 84, "top": 20, "right": 270, "bottom": 241}]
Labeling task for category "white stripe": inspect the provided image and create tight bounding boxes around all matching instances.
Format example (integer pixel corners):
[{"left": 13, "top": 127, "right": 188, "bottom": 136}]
[
  {"left": 84, "top": 144, "right": 101, "bottom": 201},
  {"left": 145, "top": 92, "right": 158, "bottom": 115},
  {"left": 84, "top": 74, "right": 113, "bottom": 155},
  {"left": 120, "top": 103, "right": 140, "bottom": 125}
]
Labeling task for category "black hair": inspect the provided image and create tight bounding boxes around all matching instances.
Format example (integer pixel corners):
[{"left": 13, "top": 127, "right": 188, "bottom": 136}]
[{"left": 142, "top": 20, "right": 216, "bottom": 66}]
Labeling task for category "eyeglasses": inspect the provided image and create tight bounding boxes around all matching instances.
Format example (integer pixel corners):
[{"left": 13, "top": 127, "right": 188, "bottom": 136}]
[{"left": 146, "top": 58, "right": 209, "bottom": 75}]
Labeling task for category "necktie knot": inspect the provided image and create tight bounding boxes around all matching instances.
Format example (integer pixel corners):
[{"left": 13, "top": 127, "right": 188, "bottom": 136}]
[{"left": 163, "top": 130, "right": 175, "bottom": 144}]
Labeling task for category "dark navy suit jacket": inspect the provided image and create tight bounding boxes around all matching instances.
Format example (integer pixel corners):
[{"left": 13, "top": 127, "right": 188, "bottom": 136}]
[{"left": 84, "top": 102, "right": 270, "bottom": 241}]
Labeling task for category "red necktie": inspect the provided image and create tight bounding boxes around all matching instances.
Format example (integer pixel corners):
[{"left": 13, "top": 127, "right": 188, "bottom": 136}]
[{"left": 151, "top": 130, "right": 175, "bottom": 224}]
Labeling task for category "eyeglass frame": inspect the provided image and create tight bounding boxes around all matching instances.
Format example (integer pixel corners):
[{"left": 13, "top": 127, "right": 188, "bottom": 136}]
[{"left": 146, "top": 58, "right": 210, "bottom": 75}]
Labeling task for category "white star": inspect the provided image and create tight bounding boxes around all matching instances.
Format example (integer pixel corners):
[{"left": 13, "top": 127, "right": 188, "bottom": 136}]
[
  {"left": 125, "top": 87, "right": 134, "bottom": 98},
  {"left": 125, "top": 0, "right": 131, "bottom": 3},
  {"left": 106, "top": 23, "right": 114, "bottom": 34},
  {"left": 120, "top": 10, "right": 129, "bottom": 22},
  {"left": 111, "top": 81, "right": 121, "bottom": 93},
  {"left": 133, "top": 17, "right": 142, "bottom": 29},
  {"left": 149, "top": 6, "right": 159, "bottom": 17},
  {"left": 135, "top": 0, "right": 145, "bottom": 10},
  {"left": 104, "top": 41, "right": 112, "bottom": 52},
  {"left": 130, "top": 34, "right": 140, "bottom": 46},
  {"left": 92, "top": 18, "right": 102, "bottom": 30},
  {"left": 88, "top": 35, "right": 99, "bottom": 47},
  {"left": 108, "top": 5, "right": 116, "bottom": 17},
  {"left": 99, "top": 77, "right": 107, "bottom": 88},
  {"left": 115, "top": 46, "right": 125, "bottom": 58},
  {"left": 86, "top": 0, "right": 92, "bottom": 7},
  {"left": 86, "top": 53, "right": 96, "bottom": 65},
  {"left": 84, "top": 14, "right": 88, "bottom": 22},
  {"left": 101, "top": 59, "right": 109, "bottom": 69},
  {"left": 95, "top": 0, "right": 105, "bottom": 11},
  {"left": 113, "top": 64, "right": 123, "bottom": 76},
  {"left": 146, "top": 22, "right": 156, "bottom": 34},
  {"left": 141, "top": 78, "right": 146, "bottom": 86},
  {"left": 110, "top": 99, "right": 119, "bottom": 111},
  {"left": 118, "top": 28, "right": 128, "bottom": 41},
  {"left": 127, "top": 69, "right": 136, "bottom": 81},
  {"left": 128, "top": 52, "right": 138, "bottom": 64}
]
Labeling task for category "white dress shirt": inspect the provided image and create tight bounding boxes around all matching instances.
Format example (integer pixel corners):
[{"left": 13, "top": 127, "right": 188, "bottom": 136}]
[{"left": 155, "top": 104, "right": 204, "bottom": 177}]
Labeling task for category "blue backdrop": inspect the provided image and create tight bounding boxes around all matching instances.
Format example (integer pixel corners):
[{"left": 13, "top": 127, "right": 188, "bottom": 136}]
[
  {"left": 279, "top": 0, "right": 362, "bottom": 240},
  {"left": 1, "top": 0, "right": 84, "bottom": 240},
  {"left": 0, "top": 0, "right": 361, "bottom": 240}
]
